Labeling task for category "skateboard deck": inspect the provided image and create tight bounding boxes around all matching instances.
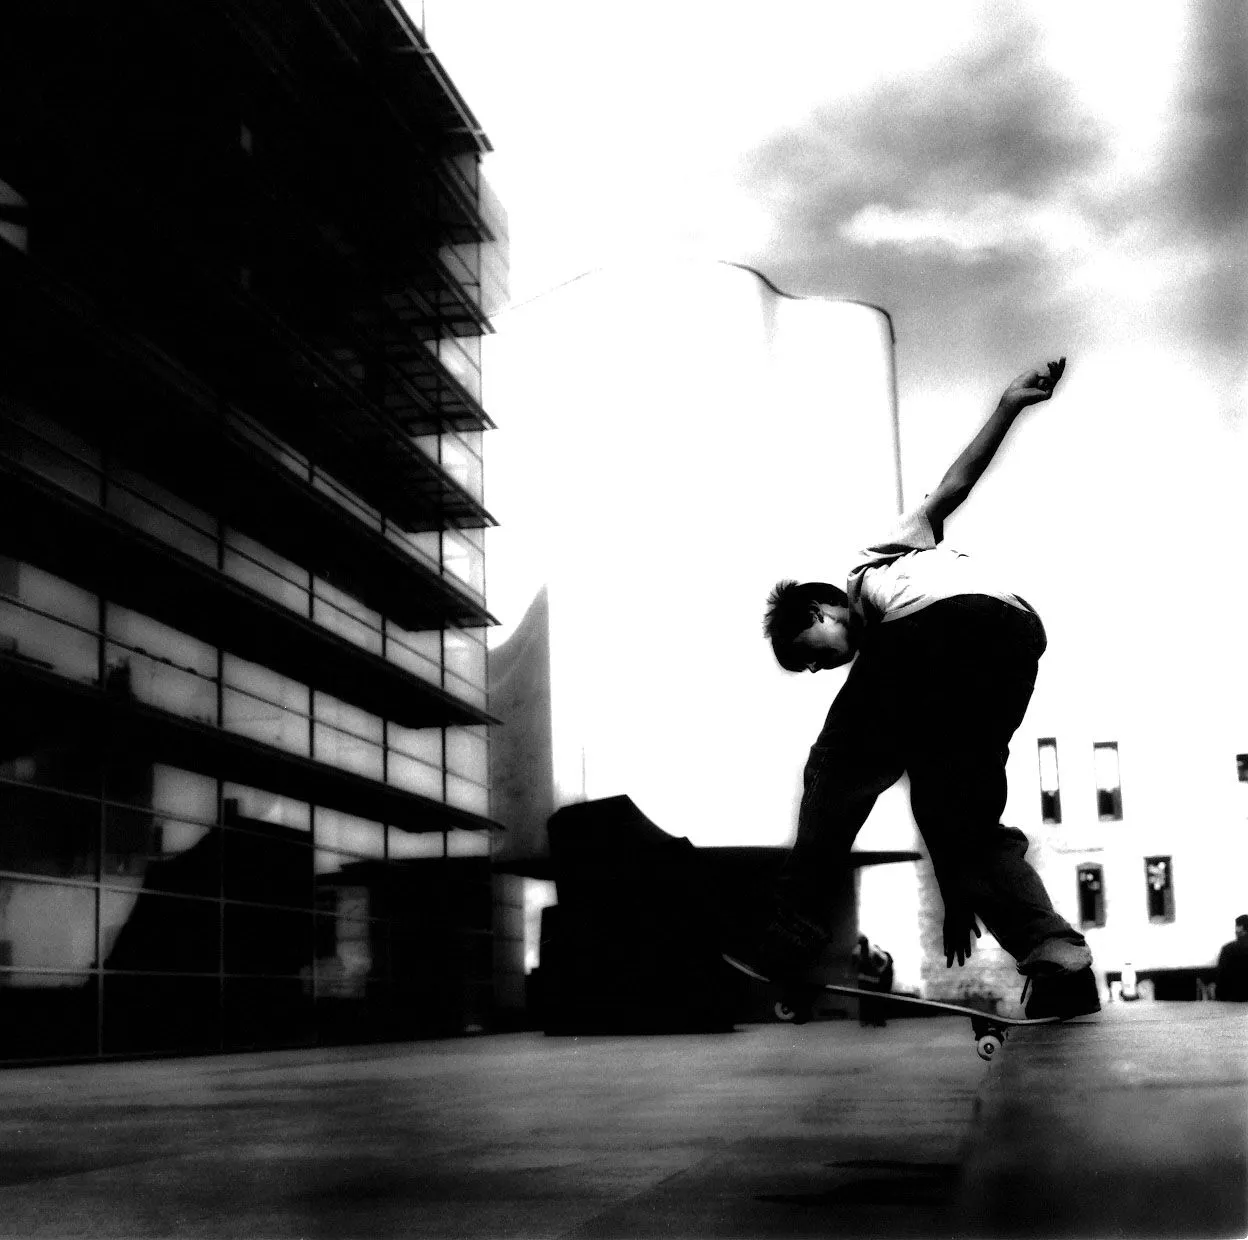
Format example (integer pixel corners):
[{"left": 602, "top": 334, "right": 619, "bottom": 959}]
[{"left": 722, "top": 953, "right": 1062, "bottom": 1060}]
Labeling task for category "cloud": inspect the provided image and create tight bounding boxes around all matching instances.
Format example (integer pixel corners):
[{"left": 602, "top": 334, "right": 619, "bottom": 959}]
[
  {"left": 737, "top": 2, "right": 1244, "bottom": 413},
  {"left": 1156, "top": 0, "right": 1248, "bottom": 363},
  {"left": 738, "top": 11, "right": 1112, "bottom": 377},
  {"left": 842, "top": 194, "right": 1096, "bottom": 261}
]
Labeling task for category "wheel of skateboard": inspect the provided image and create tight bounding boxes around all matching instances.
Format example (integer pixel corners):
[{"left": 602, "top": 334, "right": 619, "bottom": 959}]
[
  {"left": 773, "top": 998, "right": 810, "bottom": 1024},
  {"left": 975, "top": 1033, "right": 1003, "bottom": 1061}
]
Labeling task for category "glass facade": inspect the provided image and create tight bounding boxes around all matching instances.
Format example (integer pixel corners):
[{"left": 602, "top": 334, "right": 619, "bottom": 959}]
[
  {"left": 0, "top": 426, "right": 496, "bottom": 1061},
  {"left": 0, "top": 0, "right": 507, "bottom": 1061}
]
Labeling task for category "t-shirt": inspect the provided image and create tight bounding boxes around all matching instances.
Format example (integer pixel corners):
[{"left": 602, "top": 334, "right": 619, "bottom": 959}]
[{"left": 846, "top": 505, "right": 1032, "bottom": 624}]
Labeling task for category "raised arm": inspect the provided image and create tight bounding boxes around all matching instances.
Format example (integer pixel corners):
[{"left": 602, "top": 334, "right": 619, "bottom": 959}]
[{"left": 922, "top": 357, "right": 1066, "bottom": 534}]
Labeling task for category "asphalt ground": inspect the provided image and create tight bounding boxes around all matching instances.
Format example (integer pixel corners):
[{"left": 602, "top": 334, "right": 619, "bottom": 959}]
[
  {"left": 0, "top": 1002, "right": 1243, "bottom": 1239},
  {"left": 0, "top": 1016, "right": 985, "bottom": 1239}
]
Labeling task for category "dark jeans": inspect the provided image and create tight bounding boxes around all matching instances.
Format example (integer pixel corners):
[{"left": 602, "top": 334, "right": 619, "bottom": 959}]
[{"left": 778, "top": 596, "right": 1085, "bottom": 964}]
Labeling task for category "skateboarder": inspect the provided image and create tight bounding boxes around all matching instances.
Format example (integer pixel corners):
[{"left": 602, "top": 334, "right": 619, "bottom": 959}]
[
  {"left": 755, "top": 358, "right": 1099, "bottom": 1020},
  {"left": 851, "top": 934, "right": 894, "bottom": 1027}
]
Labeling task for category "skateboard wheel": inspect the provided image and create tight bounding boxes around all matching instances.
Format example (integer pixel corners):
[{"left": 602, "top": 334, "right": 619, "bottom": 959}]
[
  {"left": 976, "top": 1033, "right": 1003, "bottom": 1061},
  {"left": 774, "top": 999, "right": 809, "bottom": 1025}
]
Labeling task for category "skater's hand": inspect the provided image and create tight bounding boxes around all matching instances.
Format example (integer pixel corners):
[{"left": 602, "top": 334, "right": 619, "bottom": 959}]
[
  {"left": 943, "top": 909, "right": 982, "bottom": 968},
  {"left": 1000, "top": 357, "right": 1066, "bottom": 410}
]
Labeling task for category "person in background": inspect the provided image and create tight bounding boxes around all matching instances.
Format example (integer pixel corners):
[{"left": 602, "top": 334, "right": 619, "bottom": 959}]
[
  {"left": 1214, "top": 914, "right": 1248, "bottom": 1001},
  {"left": 851, "top": 934, "right": 894, "bottom": 1027}
]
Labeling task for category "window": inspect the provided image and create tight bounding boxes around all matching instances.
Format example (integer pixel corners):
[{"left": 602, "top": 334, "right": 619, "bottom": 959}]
[
  {"left": 1077, "top": 864, "right": 1105, "bottom": 928},
  {"left": 1037, "top": 738, "right": 1061, "bottom": 824},
  {"left": 1145, "top": 856, "right": 1174, "bottom": 923},
  {"left": 1092, "top": 742, "right": 1123, "bottom": 821}
]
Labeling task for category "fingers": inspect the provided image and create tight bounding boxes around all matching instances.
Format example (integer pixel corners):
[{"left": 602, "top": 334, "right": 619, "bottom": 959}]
[{"left": 1035, "top": 356, "right": 1066, "bottom": 395}]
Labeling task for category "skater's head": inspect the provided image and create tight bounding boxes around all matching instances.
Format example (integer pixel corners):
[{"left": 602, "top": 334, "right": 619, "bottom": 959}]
[
  {"left": 1236, "top": 914, "right": 1248, "bottom": 940},
  {"left": 764, "top": 580, "right": 859, "bottom": 673}
]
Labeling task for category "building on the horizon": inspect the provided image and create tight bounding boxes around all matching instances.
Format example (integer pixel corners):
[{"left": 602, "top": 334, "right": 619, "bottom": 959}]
[{"left": 0, "top": 0, "right": 507, "bottom": 1062}]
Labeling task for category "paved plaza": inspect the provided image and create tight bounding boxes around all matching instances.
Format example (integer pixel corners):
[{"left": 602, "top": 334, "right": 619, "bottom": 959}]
[{"left": 0, "top": 1003, "right": 1244, "bottom": 1238}]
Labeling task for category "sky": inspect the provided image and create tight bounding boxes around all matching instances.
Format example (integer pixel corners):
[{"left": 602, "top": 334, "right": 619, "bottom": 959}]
[
  {"left": 418, "top": 0, "right": 1244, "bottom": 447},
  {"left": 410, "top": 0, "right": 1247, "bottom": 841}
]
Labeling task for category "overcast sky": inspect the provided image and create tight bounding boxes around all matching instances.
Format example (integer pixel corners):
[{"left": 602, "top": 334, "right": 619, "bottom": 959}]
[
  {"left": 415, "top": 0, "right": 1247, "bottom": 779},
  {"left": 420, "top": 0, "right": 1244, "bottom": 437}
]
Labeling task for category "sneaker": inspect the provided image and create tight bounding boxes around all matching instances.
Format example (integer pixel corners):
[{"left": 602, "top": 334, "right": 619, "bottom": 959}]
[
  {"left": 1021, "top": 966, "right": 1101, "bottom": 1019},
  {"left": 745, "top": 904, "right": 832, "bottom": 985}
]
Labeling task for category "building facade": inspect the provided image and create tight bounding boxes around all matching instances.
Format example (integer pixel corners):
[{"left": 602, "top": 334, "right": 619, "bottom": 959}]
[{"left": 0, "top": 0, "right": 506, "bottom": 1062}]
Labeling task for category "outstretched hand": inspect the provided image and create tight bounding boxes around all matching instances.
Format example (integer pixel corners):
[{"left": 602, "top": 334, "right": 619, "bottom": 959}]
[
  {"left": 1001, "top": 356, "right": 1066, "bottom": 409},
  {"left": 943, "top": 906, "right": 983, "bottom": 968}
]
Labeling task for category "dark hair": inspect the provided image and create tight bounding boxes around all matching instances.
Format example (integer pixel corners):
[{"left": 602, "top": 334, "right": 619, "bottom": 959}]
[
  {"left": 1237, "top": 914, "right": 1248, "bottom": 930},
  {"left": 763, "top": 579, "right": 849, "bottom": 672}
]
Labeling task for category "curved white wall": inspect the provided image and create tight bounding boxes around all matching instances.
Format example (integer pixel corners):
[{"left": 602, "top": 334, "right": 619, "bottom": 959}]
[{"left": 485, "top": 260, "right": 905, "bottom": 848}]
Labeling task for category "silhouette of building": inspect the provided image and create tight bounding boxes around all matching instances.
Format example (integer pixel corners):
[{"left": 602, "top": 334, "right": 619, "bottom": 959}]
[{"left": 0, "top": 0, "right": 506, "bottom": 1061}]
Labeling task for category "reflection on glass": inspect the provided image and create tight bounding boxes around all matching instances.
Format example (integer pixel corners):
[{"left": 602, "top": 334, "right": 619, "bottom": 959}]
[
  {"left": 223, "top": 823, "right": 313, "bottom": 907},
  {"left": 0, "top": 785, "right": 97, "bottom": 880},
  {"left": 315, "top": 808, "right": 384, "bottom": 858},
  {"left": 446, "top": 828, "right": 489, "bottom": 858},
  {"left": 222, "top": 784, "right": 310, "bottom": 831},
  {"left": 102, "top": 889, "right": 220, "bottom": 972},
  {"left": 388, "top": 830, "right": 445, "bottom": 860},
  {"left": 0, "top": 879, "right": 96, "bottom": 972}
]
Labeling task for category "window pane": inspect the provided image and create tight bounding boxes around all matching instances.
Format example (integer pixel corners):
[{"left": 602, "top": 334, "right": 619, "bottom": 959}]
[
  {"left": 101, "top": 890, "right": 220, "bottom": 973},
  {"left": 223, "top": 532, "right": 309, "bottom": 613},
  {"left": 223, "top": 826, "right": 314, "bottom": 908},
  {"left": 446, "top": 829, "right": 489, "bottom": 858},
  {"left": 222, "top": 784, "right": 310, "bottom": 832},
  {"left": 105, "top": 608, "right": 217, "bottom": 676},
  {"left": 1077, "top": 865, "right": 1105, "bottom": 928},
  {"left": 1145, "top": 856, "right": 1174, "bottom": 923},
  {"left": 1036, "top": 738, "right": 1061, "bottom": 824},
  {"left": 151, "top": 766, "right": 217, "bottom": 823},
  {"left": 446, "top": 727, "right": 487, "bottom": 782},
  {"left": 446, "top": 775, "right": 488, "bottom": 815},
  {"left": 315, "top": 808, "right": 385, "bottom": 858},
  {"left": 388, "top": 830, "right": 444, "bottom": 860},
  {"left": 0, "top": 879, "right": 97, "bottom": 971},
  {"left": 105, "top": 805, "right": 218, "bottom": 897},
  {"left": 387, "top": 750, "right": 444, "bottom": 798},
  {"left": 0, "top": 595, "right": 99, "bottom": 683},
  {"left": 385, "top": 624, "right": 441, "bottom": 682},
  {"left": 105, "top": 646, "right": 218, "bottom": 724},
  {"left": 0, "top": 785, "right": 97, "bottom": 881},
  {"left": 0, "top": 971, "right": 98, "bottom": 1060},
  {"left": 314, "top": 695, "right": 383, "bottom": 779},
  {"left": 313, "top": 580, "right": 383, "bottom": 655},
  {"left": 223, "top": 905, "right": 313, "bottom": 976},
  {"left": 442, "top": 530, "right": 484, "bottom": 595},
  {"left": 1092, "top": 742, "right": 1123, "bottom": 820}
]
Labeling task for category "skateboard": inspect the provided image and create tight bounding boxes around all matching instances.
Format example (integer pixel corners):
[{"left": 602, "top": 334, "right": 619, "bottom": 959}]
[{"left": 722, "top": 953, "right": 1061, "bottom": 1060}]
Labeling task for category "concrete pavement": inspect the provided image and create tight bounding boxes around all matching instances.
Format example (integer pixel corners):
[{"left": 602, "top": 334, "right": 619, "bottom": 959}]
[
  {"left": 0, "top": 1002, "right": 1243, "bottom": 1238},
  {"left": 955, "top": 1001, "right": 1248, "bottom": 1238},
  {"left": 0, "top": 1018, "right": 984, "bottom": 1238}
]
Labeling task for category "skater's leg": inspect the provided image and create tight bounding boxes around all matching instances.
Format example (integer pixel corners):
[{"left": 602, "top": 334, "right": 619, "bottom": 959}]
[
  {"left": 762, "top": 655, "right": 904, "bottom": 977},
  {"left": 775, "top": 653, "right": 905, "bottom": 921},
  {"left": 903, "top": 598, "right": 1089, "bottom": 966}
]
